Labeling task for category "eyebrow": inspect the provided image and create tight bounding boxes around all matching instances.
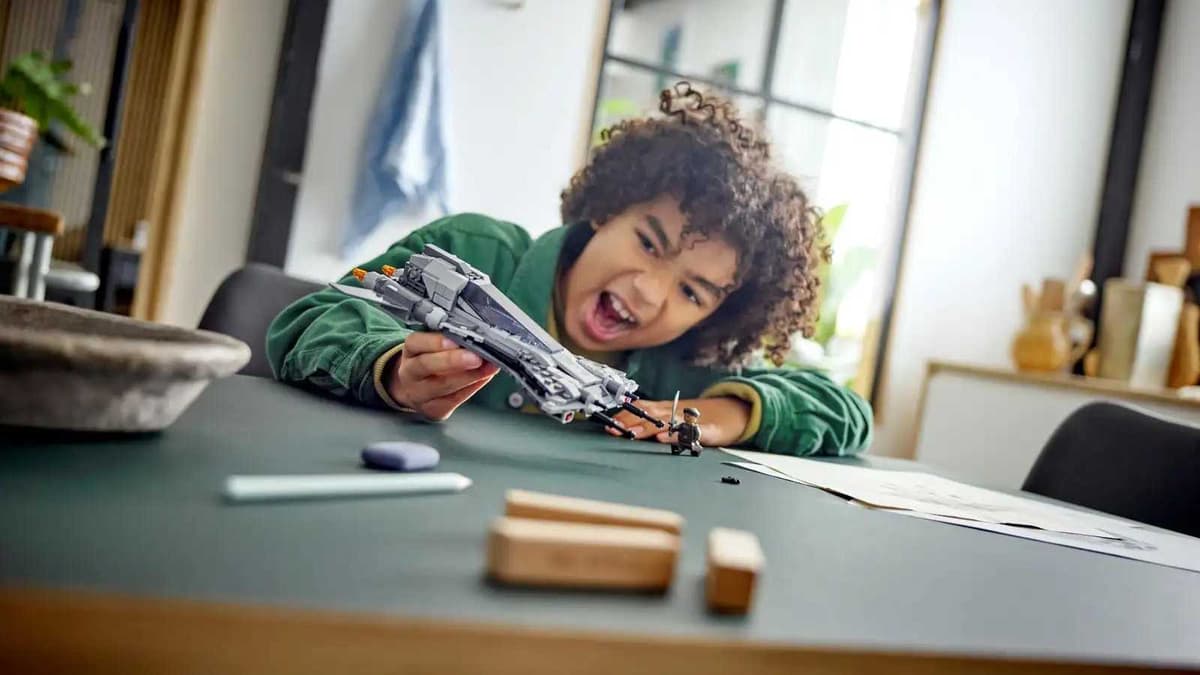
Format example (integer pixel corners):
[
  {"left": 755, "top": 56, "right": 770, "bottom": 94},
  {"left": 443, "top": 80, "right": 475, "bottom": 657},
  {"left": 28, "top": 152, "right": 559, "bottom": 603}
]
[
  {"left": 644, "top": 214, "right": 672, "bottom": 252},
  {"left": 690, "top": 274, "right": 729, "bottom": 300}
]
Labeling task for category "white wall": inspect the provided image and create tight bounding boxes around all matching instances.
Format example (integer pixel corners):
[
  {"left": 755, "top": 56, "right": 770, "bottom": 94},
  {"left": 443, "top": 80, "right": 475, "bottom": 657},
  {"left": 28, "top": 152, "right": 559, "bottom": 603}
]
[
  {"left": 873, "top": 0, "right": 1131, "bottom": 457},
  {"left": 160, "top": 0, "right": 288, "bottom": 326},
  {"left": 286, "top": 0, "right": 606, "bottom": 283},
  {"left": 1123, "top": 0, "right": 1200, "bottom": 279}
]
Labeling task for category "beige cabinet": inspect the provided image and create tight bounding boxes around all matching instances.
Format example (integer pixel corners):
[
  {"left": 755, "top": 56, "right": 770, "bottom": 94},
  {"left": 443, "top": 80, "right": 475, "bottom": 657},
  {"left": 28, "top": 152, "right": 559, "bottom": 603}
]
[{"left": 913, "top": 361, "right": 1200, "bottom": 489}]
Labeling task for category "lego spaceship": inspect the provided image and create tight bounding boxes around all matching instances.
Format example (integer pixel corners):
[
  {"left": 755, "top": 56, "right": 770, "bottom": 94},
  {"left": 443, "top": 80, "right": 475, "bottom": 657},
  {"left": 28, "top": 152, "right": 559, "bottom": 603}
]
[{"left": 330, "top": 244, "right": 663, "bottom": 437}]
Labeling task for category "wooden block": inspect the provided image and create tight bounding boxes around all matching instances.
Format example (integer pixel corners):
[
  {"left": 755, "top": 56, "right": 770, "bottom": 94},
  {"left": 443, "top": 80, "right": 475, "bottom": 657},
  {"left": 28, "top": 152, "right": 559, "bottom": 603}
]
[
  {"left": 505, "top": 489, "right": 684, "bottom": 535},
  {"left": 706, "top": 527, "right": 763, "bottom": 614},
  {"left": 1096, "top": 280, "right": 1183, "bottom": 387},
  {"left": 487, "top": 517, "right": 679, "bottom": 591}
]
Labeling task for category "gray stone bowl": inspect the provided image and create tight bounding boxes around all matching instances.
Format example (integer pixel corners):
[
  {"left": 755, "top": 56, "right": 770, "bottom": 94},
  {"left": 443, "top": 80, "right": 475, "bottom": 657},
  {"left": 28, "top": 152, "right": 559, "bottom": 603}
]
[{"left": 0, "top": 296, "right": 250, "bottom": 432}]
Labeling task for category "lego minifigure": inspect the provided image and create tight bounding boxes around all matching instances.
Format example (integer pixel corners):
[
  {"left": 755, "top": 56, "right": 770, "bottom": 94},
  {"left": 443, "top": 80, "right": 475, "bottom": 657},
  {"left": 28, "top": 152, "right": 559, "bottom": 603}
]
[{"left": 669, "top": 407, "right": 703, "bottom": 457}]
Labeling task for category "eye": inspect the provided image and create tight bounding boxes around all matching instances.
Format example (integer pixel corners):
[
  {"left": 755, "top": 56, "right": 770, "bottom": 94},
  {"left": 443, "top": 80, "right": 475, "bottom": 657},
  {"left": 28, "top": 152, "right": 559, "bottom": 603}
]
[
  {"left": 636, "top": 231, "right": 657, "bottom": 255},
  {"left": 681, "top": 283, "right": 703, "bottom": 307}
]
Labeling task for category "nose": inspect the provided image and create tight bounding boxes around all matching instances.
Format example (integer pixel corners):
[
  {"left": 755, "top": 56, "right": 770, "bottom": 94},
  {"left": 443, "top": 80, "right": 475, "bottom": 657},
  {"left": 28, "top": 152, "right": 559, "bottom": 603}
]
[{"left": 630, "top": 270, "right": 669, "bottom": 311}]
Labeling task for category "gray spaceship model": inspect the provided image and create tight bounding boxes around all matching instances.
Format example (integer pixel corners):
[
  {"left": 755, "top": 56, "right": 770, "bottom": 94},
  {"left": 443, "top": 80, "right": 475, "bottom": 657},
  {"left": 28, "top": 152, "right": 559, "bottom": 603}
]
[{"left": 330, "top": 244, "right": 664, "bottom": 438}]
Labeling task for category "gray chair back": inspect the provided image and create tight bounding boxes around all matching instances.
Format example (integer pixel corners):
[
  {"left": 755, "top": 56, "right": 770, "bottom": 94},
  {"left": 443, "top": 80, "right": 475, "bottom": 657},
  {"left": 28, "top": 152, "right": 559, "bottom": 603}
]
[
  {"left": 198, "top": 264, "right": 321, "bottom": 378},
  {"left": 1023, "top": 402, "right": 1200, "bottom": 538}
]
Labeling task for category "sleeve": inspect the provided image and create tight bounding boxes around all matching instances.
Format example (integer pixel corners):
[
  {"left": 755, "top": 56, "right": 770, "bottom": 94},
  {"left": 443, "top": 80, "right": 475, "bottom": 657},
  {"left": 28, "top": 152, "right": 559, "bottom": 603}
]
[
  {"left": 701, "top": 368, "right": 873, "bottom": 456},
  {"left": 265, "top": 214, "right": 529, "bottom": 409}
]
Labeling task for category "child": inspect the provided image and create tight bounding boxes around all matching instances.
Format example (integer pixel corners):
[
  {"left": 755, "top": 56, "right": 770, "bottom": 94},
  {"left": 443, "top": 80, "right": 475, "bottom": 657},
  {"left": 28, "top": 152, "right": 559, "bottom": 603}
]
[{"left": 267, "top": 83, "right": 872, "bottom": 456}]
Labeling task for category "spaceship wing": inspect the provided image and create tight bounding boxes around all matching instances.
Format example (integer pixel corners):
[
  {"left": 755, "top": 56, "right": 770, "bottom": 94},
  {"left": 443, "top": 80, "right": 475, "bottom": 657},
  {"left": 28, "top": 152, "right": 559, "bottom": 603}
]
[{"left": 329, "top": 283, "right": 405, "bottom": 310}]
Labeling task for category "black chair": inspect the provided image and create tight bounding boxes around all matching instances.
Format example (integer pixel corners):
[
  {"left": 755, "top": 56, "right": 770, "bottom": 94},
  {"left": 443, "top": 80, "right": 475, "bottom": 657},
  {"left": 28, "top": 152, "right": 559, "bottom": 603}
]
[
  {"left": 1023, "top": 402, "right": 1200, "bottom": 538},
  {"left": 198, "top": 263, "right": 322, "bottom": 378}
]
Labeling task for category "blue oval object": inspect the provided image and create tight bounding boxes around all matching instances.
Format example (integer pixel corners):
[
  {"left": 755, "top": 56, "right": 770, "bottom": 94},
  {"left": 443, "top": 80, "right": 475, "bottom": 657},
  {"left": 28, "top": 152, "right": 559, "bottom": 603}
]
[{"left": 361, "top": 441, "right": 440, "bottom": 472}]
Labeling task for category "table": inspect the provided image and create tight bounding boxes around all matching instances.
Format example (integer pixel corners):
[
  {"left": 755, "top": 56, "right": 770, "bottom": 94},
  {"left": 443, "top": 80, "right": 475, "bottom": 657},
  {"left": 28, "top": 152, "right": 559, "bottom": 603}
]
[{"left": 2, "top": 376, "right": 1198, "bottom": 673}]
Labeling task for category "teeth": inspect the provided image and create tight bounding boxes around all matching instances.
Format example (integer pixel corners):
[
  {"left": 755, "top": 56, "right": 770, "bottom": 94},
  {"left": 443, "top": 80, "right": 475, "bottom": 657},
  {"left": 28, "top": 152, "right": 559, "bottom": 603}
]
[{"left": 607, "top": 292, "right": 636, "bottom": 325}]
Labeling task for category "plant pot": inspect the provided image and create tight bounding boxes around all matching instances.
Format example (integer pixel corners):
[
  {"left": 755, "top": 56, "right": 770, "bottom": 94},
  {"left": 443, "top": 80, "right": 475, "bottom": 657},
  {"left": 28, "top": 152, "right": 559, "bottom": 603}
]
[
  {"left": 3, "top": 137, "right": 63, "bottom": 208},
  {"left": 0, "top": 108, "right": 38, "bottom": 191}
]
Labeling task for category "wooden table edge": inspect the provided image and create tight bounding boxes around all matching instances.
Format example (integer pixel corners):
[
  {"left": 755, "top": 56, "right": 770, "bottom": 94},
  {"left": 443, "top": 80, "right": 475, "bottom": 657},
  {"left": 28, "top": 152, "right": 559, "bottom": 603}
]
[
  {"left": 926, "top": 360, "right": 1200, "bottom": 411},
  {"left": 0, "top": 202, "right": 65, "bottom": 236},
  {"left": 0, "top": 587, "right": 1181, "bottom": 674}
]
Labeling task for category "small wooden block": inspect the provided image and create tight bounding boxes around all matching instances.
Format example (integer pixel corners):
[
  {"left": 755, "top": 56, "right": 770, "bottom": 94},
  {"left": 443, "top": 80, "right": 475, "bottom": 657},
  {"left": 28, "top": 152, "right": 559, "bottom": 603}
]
[
  {"left": 487, "top": 517, "right": 679, "bottom": 591},
  {"left": 706, "top": 527, "right": 764, "bottom": 614},
  {"left": 505, "top": 489, "right": 684, "bottom": 535}
]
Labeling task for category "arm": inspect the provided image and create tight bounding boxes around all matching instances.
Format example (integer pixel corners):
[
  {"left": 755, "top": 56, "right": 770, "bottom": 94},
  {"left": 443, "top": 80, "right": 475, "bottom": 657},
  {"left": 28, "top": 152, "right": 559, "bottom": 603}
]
[
  {"left": 266, "top": 214, "right": 529, "bottom": 408},
  {"left": 701, "top": 368, "right": 872, "bottom": 456}
]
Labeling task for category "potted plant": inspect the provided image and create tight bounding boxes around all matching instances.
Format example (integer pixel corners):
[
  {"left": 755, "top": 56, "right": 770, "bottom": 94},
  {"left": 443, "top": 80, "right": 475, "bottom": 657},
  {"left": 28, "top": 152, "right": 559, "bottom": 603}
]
[{"left": 0, "top": 51, "right": 104, "bottom": 193}]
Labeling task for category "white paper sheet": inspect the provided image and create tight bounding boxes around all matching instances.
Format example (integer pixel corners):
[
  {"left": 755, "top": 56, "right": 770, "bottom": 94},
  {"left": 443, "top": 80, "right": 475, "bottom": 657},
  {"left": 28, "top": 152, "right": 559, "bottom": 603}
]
[
  {"left": 908, "top": 511, "right": 1200, "bottom": 573},
  {"left": 725, "top": 457, "right": 1200, "bottom": 573},
  {"left": 722, "top": 451, "right": 1115, "bottom": 538}
]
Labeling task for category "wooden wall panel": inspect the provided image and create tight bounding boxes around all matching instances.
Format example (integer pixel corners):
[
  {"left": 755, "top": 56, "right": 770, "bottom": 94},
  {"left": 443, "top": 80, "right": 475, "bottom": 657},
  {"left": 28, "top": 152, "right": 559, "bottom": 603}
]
[
  {"left": 100, "top": 0, "right": 182, "bottom": 265},
  {"left": 123, "top": 0, "right": 210, "bottom": 320}
]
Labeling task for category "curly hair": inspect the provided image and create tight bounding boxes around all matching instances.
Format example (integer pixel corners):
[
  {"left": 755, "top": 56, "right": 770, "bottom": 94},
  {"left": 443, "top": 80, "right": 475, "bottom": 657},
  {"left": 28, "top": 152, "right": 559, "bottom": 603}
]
[{"left": 560, "top": 82, "right": 828, "bottom": 367}]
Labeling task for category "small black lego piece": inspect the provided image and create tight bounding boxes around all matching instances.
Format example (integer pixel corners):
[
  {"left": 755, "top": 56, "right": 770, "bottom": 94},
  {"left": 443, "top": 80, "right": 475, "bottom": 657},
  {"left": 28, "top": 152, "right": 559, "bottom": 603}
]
[{"left": 721, "top": 476, "right": 740, "bottom": 485}]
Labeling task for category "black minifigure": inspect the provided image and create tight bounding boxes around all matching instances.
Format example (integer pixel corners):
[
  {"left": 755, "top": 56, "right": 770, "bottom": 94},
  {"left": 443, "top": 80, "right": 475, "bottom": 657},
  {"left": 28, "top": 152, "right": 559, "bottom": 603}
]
[
  {"left": 669, "top": 407, "right": 703, "bottom": 457},
  {"left": 721, "top": 476, "right": 740, "bottom": 485}
]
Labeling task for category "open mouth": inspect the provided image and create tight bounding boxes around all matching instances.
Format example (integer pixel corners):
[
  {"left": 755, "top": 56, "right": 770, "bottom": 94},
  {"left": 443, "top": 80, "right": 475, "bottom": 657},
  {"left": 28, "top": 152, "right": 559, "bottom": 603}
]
[{"left": 582, "top": 290, "right": 639, "bottom": 343}]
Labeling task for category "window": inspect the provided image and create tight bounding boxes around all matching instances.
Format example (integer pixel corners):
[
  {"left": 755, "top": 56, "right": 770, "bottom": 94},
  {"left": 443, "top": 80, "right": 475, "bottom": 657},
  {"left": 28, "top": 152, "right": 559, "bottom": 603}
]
[{"left": 588, "top": 0, "right": 939, "bottom": 402}]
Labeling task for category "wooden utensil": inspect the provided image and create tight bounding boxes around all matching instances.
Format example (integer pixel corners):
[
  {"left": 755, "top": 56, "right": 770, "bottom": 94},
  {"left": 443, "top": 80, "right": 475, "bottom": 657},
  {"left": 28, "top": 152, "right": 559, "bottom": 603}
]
[
  {"left": 1150, "top": 255, "right": 1191, "bottom": 288},
  {"left": 1185, "top": 206, "right": 1200, "bottom": 269},
  {"left": 1022, "top": 283, "right": 1039, "bottom": 319},
  {"left": 1039, "top": 278, "right": 1066, "bottom": 313}
]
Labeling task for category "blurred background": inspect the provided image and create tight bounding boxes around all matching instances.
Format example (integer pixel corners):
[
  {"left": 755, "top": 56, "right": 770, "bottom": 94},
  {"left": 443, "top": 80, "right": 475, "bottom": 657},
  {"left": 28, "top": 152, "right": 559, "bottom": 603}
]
[{"left": 1, "top": 0, "right": 1197, "bottom": 480}]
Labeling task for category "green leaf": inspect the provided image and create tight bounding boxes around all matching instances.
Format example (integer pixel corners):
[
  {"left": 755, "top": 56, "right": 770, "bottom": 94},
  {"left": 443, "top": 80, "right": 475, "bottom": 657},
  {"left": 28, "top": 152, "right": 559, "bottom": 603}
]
[
  {"left": 813, "top": 203, "right": 849, "bottom": 337},
  {"left": 46, "top": 97, "right": 104, "bottom": 147},
  {"left": 814, "top": 245, "right": 877, "bottom": 345},
  {"left": 0, "top": 50, "right": 103, "bottom": 147},
  {"left": 821, "top": 203, "right": 848, "bottom": 242}
]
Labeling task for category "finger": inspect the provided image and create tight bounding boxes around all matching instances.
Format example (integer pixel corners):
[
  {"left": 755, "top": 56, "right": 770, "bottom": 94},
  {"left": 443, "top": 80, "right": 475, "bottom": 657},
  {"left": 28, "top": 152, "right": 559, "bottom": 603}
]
[
  {"left": 630, "top": 402, "right": 671, "bottom": 426},
  {"left": 414, "top": 365, "right": 498, "bottom": 400},
  {"left": 405, "top": 348, "right": 483, "bottom": 379},
  {"left": 611, "top": 410, "right": 642, "bottom": 428},
  {"left": 655, "top": 431, "right": 672, "bottom": 444},
  {"left": 630, "top": 424, "right": 664, "bottom": 439},
  {"left": 403, "top": 332, "right": 457, "bottom": 356},
  {"left": 608, "top": 413, "right": 650, "bottom": 438},
  {"left": 421, "top": 375, "right": 493, "bottom": 421}
]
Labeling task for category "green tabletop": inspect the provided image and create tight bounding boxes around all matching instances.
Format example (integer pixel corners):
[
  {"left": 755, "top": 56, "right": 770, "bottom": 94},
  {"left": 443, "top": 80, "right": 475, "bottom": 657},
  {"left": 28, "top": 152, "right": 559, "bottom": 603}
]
[{"left": 2, "top": 375, "right": 1199, "bottom": 668}]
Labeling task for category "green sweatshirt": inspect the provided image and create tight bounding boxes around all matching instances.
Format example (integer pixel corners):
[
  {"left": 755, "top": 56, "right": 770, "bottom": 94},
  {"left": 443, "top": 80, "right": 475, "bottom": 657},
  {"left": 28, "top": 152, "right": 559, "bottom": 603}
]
[{"left": 266, "top": 213, "right": 872, "bottom": 456}]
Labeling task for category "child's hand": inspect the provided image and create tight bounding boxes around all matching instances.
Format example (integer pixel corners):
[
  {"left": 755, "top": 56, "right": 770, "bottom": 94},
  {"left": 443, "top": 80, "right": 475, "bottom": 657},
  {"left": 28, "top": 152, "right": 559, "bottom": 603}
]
[
  {"left": 607, "top": 397, "right": 751, "bottom": 447},
  {"left": 384, "top": 332, "right": 499, "bottom": 421}
]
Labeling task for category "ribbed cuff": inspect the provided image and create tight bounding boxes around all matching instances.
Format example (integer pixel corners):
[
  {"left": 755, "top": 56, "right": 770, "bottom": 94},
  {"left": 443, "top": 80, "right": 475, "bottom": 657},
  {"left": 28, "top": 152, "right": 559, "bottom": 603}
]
[
  {"left": 372, "top": 342, "right": 414, "bottom": 412},
  {"left": 700, "top": 381, "right": 763, "bottom": 444}
]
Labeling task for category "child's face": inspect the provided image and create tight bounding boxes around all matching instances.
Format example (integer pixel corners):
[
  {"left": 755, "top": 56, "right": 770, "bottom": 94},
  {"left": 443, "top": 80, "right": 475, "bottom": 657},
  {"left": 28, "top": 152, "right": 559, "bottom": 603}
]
[{"left": 559, "top": 194, "right": 739, "bottom": 353}]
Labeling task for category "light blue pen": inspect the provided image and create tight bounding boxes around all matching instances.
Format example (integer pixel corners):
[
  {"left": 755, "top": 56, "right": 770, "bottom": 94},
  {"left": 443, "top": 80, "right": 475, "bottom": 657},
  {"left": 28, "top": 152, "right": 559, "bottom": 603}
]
[{"left": 224, "top": 473, "right": 471, "bottom": 503}]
